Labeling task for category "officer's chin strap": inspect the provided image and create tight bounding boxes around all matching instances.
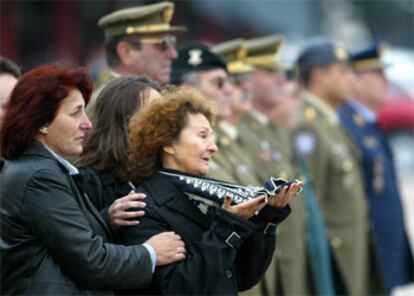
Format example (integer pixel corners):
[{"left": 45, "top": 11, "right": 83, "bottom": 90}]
[{"left": 159, "top": 168, "right": 302, "bottom": 207}]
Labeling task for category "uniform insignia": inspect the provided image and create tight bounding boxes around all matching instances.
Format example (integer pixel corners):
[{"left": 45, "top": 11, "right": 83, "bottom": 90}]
[
  {"left": 236, "top": 164, "right": 249, "bottom": 175},
  {"left": 272, "top": 149, "right": 283, "bottom": 161},
  {"left": 294, "top": 132, "right": 316, "bottom": 156},
  {"left": 220, "top": 136, "right": 230, "bottom": 146},
  {"left": 257, "top": 140, "right": 271, "bottom": 163},
  {"left": 305, "top": 107, "right": 316, "bottom": 121},
  {"left": 342, "top": 159, "right": 353, "bottom": 173},
  {"left": 353, "top": 113, "right": 365, "bottom": 127},
  {"left": 163, "top": 6, "right": 174, "bottom": 22},
  {"left": 278, "top": 171, "right": 288, "bottom": 179},
  {"left": 334, "top": 46, "right": 348, "bottom": 61},
  {"left": 363, "top": 136, "right": 377, "bottom": 149},
  {"left": 373, "top": 156, "right": 384, "bottom": 193},
  {"left": 251, "top": 122, "right": 260, "bottom": 130},
  {"left": 188, "top": 49, "right": 203, "bottom": 66}
]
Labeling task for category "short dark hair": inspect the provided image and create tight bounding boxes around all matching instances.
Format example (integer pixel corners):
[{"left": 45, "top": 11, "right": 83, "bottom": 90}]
[
  {"left": 104, "top": 35, "right": 142, "bottom": 68},
  {"left": 76, "top": 75, "right": 161, "bottom": 180},
  {"left": 0, "top": 56, "right": 21, "bottom": 78},
  {"left": 1, "top": 65, "right": 92, "bottom": 159}
]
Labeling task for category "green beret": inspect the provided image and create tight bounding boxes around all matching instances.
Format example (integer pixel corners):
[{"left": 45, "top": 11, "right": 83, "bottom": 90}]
[{"left": 172, "top": 43, "right": 227, "bottom": 84}]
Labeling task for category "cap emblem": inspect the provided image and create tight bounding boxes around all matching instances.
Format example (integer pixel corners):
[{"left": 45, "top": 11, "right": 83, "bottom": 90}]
[
  {"left": 163, "top": 6, "right": 174, "bottom": 23},
  {"left": 334, "top": 46, "right": 348, "bottom": 61},
  {"left": 188, "top": 49, "right": 203, "bottom": 66}
]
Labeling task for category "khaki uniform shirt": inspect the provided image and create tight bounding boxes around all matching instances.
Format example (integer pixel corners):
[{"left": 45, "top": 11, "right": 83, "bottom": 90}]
[
  {"left": 238, "top": 111, "right": 311, "bottom": 296},
  {"left": 208, "top": 121, "right": 261, "bottom": 187},
  {"left": 292, "top": 91, "right": 369, "bottom": 296}
]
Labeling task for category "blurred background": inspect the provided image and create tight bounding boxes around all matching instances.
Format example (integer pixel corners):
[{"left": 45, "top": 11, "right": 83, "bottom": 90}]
[{"left": 1, "top": 0, "right": 413, "bottom": 246}]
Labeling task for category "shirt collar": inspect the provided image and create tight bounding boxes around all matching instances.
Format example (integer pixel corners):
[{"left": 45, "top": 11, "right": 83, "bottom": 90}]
[
  {"left": 250, "top": 110, "right": 269, "bottom": 126},
  {"left": 218, "top": 121, "right": 238, "bottom": 141},
  {"left": 303, "top": 90, "right": 339, "bottom": 126},
  {"left": 349, "top": 100, "right": 377, "bottom": 123},
  {"left": 44, "top": 146, "right": 79, "bottom": 175}
]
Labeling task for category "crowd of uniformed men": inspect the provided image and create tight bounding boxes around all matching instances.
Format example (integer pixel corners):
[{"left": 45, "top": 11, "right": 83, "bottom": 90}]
[{"left": 0, "top": 1, "right": 412, "bottom": 295}]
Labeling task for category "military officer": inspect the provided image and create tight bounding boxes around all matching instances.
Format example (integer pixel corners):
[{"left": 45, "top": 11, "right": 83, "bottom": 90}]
[
  {"left": 209, "top": 39, "right": 264, "bottom": 186},
  {"left": 88, "top": 1, "right": 186, "bottom": 115},
  {"left": 292, "top": 37, "right": 370, "bottom": 296},
  {"left": 338, "top": 41, "right": 413, "bottom": 292},
  {"left": 238, "top": 34, "right": 334, "bottom": 296}
]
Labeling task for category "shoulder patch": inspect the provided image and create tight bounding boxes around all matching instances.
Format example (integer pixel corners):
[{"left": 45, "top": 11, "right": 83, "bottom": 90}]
[
  {"left": 294, "top": 132, "right": 316, "bottom": 156},
  {"left": 305, "top": 107, "right": 317, "bottom": 121}
]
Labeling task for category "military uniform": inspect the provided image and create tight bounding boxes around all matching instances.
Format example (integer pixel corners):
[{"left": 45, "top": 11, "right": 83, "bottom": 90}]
[
  {"left": 293, "top": 91, "right": 369, "bottom": 295},
  {"left": 338, "top": 42, "right": 413, "bottom": 290},
  {"left": 208, "top": 121, "right": 261, "bottom": 187},
  {"left": 237, "top": 110, "right": 311, "bottom": 296},
  {"left": 236, "top": 35, "right": 330, "bottom": 296}
]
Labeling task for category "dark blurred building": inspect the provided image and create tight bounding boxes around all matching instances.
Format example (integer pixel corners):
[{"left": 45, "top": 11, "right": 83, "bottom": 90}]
[{"left": 1, "top": 0, "right": 413, "bottom": 72}]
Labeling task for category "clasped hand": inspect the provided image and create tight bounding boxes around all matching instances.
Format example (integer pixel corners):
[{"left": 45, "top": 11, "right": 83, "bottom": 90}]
[{"left": 222, "top": 181, "right": 304, "bottom": 220}]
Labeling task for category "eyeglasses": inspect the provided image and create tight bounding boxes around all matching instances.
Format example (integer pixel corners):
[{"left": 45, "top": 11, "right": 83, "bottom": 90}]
[
  {"left": 138, "top": 35, "right": 177, "bottom": 52},
  {"left": 230, "top": 73, "right": 253, "bottom": 85}
]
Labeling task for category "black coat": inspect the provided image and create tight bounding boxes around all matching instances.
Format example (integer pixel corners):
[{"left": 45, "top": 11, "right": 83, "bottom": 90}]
[
  {"left": 0, "top": 142, "right": 153, "bottom": 295},
  {"left": 118, "top": 172, "right": 291, "bottom": 296}
]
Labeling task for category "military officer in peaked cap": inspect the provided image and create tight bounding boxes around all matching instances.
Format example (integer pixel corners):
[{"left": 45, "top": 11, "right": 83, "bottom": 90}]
[
  {"left": 338, "top": 41, "right": 413, "bottom": 293},
  {"left": 87, "top": 1, "right": 186, "bottom": 115},
  {"left": 207, "top": 39, "right": 265, "bottom": 187},
  {"left": 236, "top": 34, "right": 336, "bottom": 296},
  {"left": 292, "top": 37, "right": 371, "bottom": 296}
]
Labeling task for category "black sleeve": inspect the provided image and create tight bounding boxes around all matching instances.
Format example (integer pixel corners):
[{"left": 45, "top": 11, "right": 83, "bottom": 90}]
[
  {"left": 23, "top": 168, "right": 153, "bottom": 290},
  {"left": 232, "top": 204, "right": 291, "bottom": 291},
  {"left": 119, "top": 205, "right": 257, "bottom": 295},
  {"left": 77, "top": 167, "right": 105, "bottom": 210}
]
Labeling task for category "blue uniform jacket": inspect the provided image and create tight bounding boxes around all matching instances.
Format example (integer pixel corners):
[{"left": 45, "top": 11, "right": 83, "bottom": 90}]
[{"left": 338, "top": 101, "right": 413, "bottom": 291}]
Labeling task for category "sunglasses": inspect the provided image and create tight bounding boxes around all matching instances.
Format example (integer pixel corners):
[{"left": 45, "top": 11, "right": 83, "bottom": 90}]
[
  {"left": 230, "top": 73, "right": 252, "bottom": 85},
  {"left": 138, "top": 35, "right": 177, "bottom": 52}
]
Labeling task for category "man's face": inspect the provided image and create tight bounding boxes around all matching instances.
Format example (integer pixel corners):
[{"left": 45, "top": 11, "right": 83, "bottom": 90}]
[
  {"left": 322, "top": 63, "right": 352, "bottom": 105},
  {"left": 127, "top": 34, "right": 178, "bottom": 84},
  {"left": 252, "top": 69, "right": 285, "bottom": 107},
  {"left": 268, "top": 80, "right": 301, "bottom": 128},
  {"left": 352, "top": 70, "right": 389, "bottom": 110},
  {"left": 197, "top": 68, "right": 233, "bottom": 120},
  {"left": 230, "top": 73, "right": 254, "bottom": 115},
  {"left": 0, "top": 74, "right": 18, "bottom": 124}
]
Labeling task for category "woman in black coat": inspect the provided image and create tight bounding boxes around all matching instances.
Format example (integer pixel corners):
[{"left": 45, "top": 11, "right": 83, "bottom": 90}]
[
  {"left": 76, "top": 75, "right": 163, "bottom": 229},
  {"left": 120, "top": 87, "right": 303, "bottom": 295},
  {"left": 0, "top": 65, "right": 185, "bottom": 295}
]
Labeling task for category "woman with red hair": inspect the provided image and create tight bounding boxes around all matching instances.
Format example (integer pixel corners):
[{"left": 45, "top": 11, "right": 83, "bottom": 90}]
[{"left": 0, "top": 65, "right": 185, "bottom": 295}]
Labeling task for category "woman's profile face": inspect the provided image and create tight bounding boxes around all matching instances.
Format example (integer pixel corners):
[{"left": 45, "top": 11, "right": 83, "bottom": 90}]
[
  {"left": 165, "top": 112, "right": 218, "bottom": 175},
  {"left": 40, "top": 89, "right": 92, "bottom": 156}
]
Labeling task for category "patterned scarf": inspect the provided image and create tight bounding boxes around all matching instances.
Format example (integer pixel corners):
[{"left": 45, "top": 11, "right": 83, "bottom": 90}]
[{"left": 160, "top": 169, "right": 300, "bottom": 208}]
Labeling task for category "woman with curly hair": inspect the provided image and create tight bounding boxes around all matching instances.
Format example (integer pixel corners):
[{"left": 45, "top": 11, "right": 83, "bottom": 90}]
[{"left": 119, "top": 86, "right": 303, "bottom": 295}]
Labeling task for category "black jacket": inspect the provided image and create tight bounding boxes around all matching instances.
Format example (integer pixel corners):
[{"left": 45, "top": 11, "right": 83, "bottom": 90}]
[
  {"left": 118, "top": 172, "right": 291, "bottom": 295},
  {"left": 0, "top": 142, "right": 153, "bottom": 295}
]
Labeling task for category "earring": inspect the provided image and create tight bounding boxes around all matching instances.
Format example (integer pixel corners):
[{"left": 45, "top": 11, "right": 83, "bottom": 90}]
[{"left": 39, "top": 127, "right": 48, "bottom": 134}]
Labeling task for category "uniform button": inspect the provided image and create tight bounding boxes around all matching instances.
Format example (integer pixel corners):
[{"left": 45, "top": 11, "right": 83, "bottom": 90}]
[
  {"left": 226, "top": 270, "right": 232, "bottom": 278},
  {"left": 331, "top": 237, "right": 343, "bottom": 249}
]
